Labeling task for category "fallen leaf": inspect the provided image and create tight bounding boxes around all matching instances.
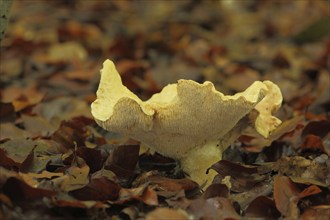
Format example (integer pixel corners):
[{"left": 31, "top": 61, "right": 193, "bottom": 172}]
[
  {"left": 47, "top": 42, "right": 88, "bottom": 62},
  {"left": 203, "top": 183, "right": 229, "bottom": 199},
  {"left": 187, "top": 197, "right": 241, "bottom": 220},
  {"left": 0, "top": 167, "right": 20, "bottom": 186},
  {"left": 0, "top": 57, "right": 23, "bottom": 82},
  {"left": 0, "top": 148, "right": 20, "bottom": 169},
  {"left": 301, "top": 134, "right": 325, "bottom": 153},
  {"left": 293, "top": 16, "right": 330, "bottom": 44},
  {"left": 150, "top": 176, "right": 198, "bottom": 192},
  {"left": 241, "top": 115, "right": 304, "bottom": 153},
  {"left": 105, "top": 144, "right": 140, "bottom": 178},
  {"left": 57, "top": 20, "right": 103, "bottom": 43},
  {"left": 272, "top": 52, "right": 291, "bottom": 69},
  {"left": 19, "top": 140, "right": 59, "bottom": 173},
  {"left": 273, "top": 175, "right": 300, "bottom": 218},
  {"left": 76, "top": 147, "right": 106, "bottom": 173},
  {"left": 91, "top": 169, "right": 118, "bottom": 182},
  {"left": 19, "top": 171, "right": 64, "bottom": 188},
  {"left": 21, "top": 114, "right": 56, "bottom": 137},
  {"left": 230, "top": 179, "right": 274, "bottom": 210},
  {"left": 225, "top": 68, "right": 260, "bottom": 92},
  {"left": 119, "top": 206, "right": 139, "bottom": 220},
  {"left": 116, "top": 59, "right": 151, "bottom": 93},
  {"left": 51, "top": 157, "right": 90, "bottom": 192},
  {"left": 275, "top": 156, "right": 329, "bottom": 187},
  {"left": 300, "top": 205, "right": 330, "bottom": 220},
  {"left": 0, "top": 102, "right": 16, "bottom": 123},
  {"left": 302, "top": 120, "right": 330, "bottom": 139},
  {"left": 3, "top": 177, "right": 56, "bottom": 202},
  {"left": 33, "top": 97, "right": 92, "bottom": 124},
  {"left": 117, "top": 184, "right": 159, "bottom": 206},
  {"left": 209, "top": 160, "right": 268, "bottom": 192},
  {"left": 139, "top": 187, "right": 159, "bottom": 206},
  {"left": 146, "top": 208, "right": 189, "bottom": 220},
  {"left": 46, "top": 71, "right": 96, "bottom": 97},
  {"left": 0, "top": 138, "right": 36, "bottom": 169},
  {"left": 298, "top": 185, "right": 322, "bottom": 199},
  {"left": 289, "top": 176, "right": 329, "bottom": 188},
  {"left": 64, "top": 69, "right": 97, "bottom": 82},
  {"left": 51, "top": 116, "right": 94, "bottom": 149},
  {"left": 0, "top": 193, "right": 13, "bottom": 208},
  {"left": 53, "top": 198, "right": 108, "bottom": 209},
  {"left": 256, "top": 141, "right": 294, "bottom": 162},
  {"left": 1, "top": 85, "right": 44, "bottom": 112},
  {"left": 0, "top": 123, "right": 29, "bottom": 141},
  {"left": 70, "top": 176, "right": 121, "bottom": 201},
  {"left": 245, "top": 196, "right": 280, "bottom": 219},
  {"left": 322, "top": 133, "right": 330, "bottom": 155},
  {"left": 139, "top": 152, "right": 177, "bottom": 172}
]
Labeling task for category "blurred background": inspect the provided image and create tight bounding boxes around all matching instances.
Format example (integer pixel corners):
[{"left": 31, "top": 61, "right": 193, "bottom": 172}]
[
  {"left": 1, "top": 0, "right": 329, "bottom": 110},
  {"left": 1, "top": 2, "right": 330, "bottom": 219}
]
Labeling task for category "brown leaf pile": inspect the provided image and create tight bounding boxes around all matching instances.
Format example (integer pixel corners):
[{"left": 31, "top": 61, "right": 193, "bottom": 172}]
[{"left": 0, "top": 1, "right": 329, "bottom": 219}]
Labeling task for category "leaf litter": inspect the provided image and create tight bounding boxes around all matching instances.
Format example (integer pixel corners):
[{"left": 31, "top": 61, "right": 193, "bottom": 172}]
[{"left": 0, "top": 1, "right": 329, "bottom": 219}]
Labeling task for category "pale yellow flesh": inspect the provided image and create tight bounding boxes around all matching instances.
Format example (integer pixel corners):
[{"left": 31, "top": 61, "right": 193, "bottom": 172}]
[{"left": 91, "top": 59, "right": 283, "bottom": 186}]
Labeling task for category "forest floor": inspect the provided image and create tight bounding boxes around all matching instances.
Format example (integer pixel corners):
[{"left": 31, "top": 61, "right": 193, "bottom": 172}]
[{"left": 0, "top": 1, "right": 329, "bottom": 219}]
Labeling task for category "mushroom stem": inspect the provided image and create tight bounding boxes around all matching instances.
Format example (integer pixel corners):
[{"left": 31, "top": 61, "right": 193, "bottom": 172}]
[{"left": 181, "top": 140, "right": 222, "bottom": 185}]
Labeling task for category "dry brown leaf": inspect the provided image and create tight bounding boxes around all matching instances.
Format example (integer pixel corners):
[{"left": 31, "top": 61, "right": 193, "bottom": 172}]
[
  {"left": 148, "top": 176, "right": 199, "bottom": 193},
  {"left": 19, "top": 171, "right": 63, "bottom": 188},
  {"left": 0, "top": 193, "right": 13, "bottom": 208},
  {"left": 0, "top": 139, "right": 36, "bottom": 168},
  {"left": 51, "top": 157, "right": 90, "bottom": 192},
  {"left": 0, "top": 102, "right": 16, "bottom": 123},
  {"left": 2, "top": 177, "right": 56, "bottom": 202},
  {"left": 120, "top": 206, "right": 139, "bottom": 220},
  {"left": 146, "top": 207, "right": 189, "bottom": 220},
  {"left": 225, "top": 68, "right": 260, "bottom": 92},
  {"left": 241, "top": 115, "right": 304, "bottom": 152},
  {"left": 33, "top": 97, "right": 92, "bottom": 124},
  {"left": 117, "top": 184, "right": 159, "bottom": 206},
  {"left": 275, "top": 156, "right": 330, "bottom": 187},
  {"left": 209, "top": 160, "right": 268, "bottom": 193},
  {"left": 203, "top": 183, "right": 229, "bottom": 199},
  {"left": 1, "top": 85, "right": 44, "bottom": 112},
  {"left": 301, "top": 134, "right": 326, "bottom": 152},
  {"left": 298, "top": 185, "right": 322, "bottom": 199},
  {"left": 51, "top": 116, "right": 94, "bottom": 149},
  {"left": 104, "top": 144, "right": 140, "bottom": 178},
  {"left": 0, "top": 167, "right": 20, "bottom": 186},
  {"left": 21, "top": 114, "right": 57, "bottom": 137},
  {"left": 53, "top": 199, "right": 108, "bottom": 209},
  {"left": 76, "top": 147, "right": 107, "bottom": 173},
  {"left": 0, "top": 123, "right": 29, "bottom": 141},
  {"left": 139, "top": 152, "right": 177, "bottom": 172},
  {"left": 245, "top": 196, "right": 280, "bottom": 219},
  {"left": 300, "top": 205, "right": 330, "bottom": 220},
  {"left": 70, "top": 176, "right": 121, "bottom": 201},
  {"left": 302, "top": 120, "right": 330, "bottom": 139},
  {"left": 187, "top": 197, "right": 241, "bottom": 220},
  {"left": 47, "top": 42, "right": 87, "bottom": 62},
  {"left": 139, "top": 187, "right": 159, "bottom": 206},
  {"left": 64, "top": 69, "right": 97, "bottom": 82},
  {"left": 273, "top": 175, "right": 300, "bottom": 218}
]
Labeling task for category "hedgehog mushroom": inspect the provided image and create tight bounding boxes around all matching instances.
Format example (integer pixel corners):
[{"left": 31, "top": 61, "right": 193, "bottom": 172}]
[{"left": 91, "top": 59, "right": 283, "bottom": 186}]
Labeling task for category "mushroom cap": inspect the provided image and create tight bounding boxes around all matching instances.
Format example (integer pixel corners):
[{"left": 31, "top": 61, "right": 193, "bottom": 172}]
[{"left": 91, "top": 60, "right": 283, "bottom": 160}]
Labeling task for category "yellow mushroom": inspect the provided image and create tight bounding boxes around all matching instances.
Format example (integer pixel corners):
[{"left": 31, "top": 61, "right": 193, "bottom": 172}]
[{"left": 91, "top": 59, "right": 283, "bottom": 185}]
